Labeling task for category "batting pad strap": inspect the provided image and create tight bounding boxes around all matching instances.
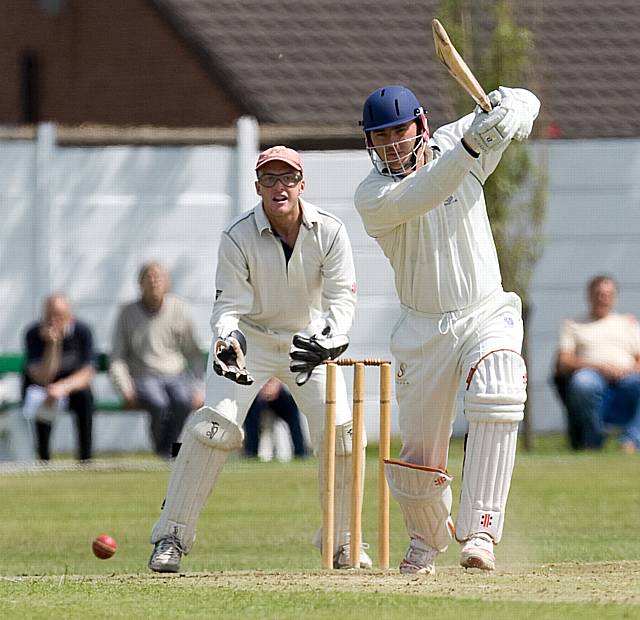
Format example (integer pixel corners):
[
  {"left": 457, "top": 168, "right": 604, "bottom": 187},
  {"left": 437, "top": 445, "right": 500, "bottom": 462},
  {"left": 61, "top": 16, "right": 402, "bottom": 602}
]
[
  {"left": 190, "top": 405, "right": 244, "bottom": 451},
  {"left": 385, "top": 460, "right": 454, "bottom": 552},
  {"left": 466, "top": 408, "right": 523, "bottom": 422}
]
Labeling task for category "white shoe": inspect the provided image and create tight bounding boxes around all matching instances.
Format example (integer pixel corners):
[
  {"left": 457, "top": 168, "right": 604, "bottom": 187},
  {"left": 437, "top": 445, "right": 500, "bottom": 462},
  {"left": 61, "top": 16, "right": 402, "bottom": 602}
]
[
  {"left": 148, "top": 536, "right": 184, "bottom": 573},
  {"left": 399, "top": 539, "right": 438, "bottom": 575},
  {"left": 460, "top": 533, "right": 495, "bottom": 571},
  {"left": 333, "top": 542, "right": 373, "bottom": 569}
]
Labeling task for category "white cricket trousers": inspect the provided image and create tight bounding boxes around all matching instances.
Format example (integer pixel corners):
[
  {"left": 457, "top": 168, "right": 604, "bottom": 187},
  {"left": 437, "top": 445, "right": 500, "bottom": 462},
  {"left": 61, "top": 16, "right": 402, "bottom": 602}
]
[{"left": 390, "top": 289, "right": 524, "bottom": 469}]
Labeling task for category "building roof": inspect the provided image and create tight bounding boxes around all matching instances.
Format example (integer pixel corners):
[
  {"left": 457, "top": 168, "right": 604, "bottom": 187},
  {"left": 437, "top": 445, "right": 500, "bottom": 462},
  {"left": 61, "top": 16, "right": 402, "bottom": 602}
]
[
  {"left": 524, "top": 0, "right": 640, "bottom": 139},
  {"left": 150, "top": 0, "right": 640, "bottom": 139}
]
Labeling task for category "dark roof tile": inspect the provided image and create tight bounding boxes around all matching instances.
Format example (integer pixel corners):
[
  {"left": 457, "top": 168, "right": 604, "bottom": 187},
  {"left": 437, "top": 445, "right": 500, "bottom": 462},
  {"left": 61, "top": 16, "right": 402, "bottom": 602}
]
[{"left": 151, "top": 0, "right": 640, "bottom": 138}]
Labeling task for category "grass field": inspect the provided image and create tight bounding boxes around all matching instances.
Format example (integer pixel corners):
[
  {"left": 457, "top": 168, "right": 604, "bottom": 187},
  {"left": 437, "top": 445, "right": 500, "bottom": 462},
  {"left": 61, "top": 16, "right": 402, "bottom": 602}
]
[{"left": 1, "top": 435, "right": 639, "bottom": 619}]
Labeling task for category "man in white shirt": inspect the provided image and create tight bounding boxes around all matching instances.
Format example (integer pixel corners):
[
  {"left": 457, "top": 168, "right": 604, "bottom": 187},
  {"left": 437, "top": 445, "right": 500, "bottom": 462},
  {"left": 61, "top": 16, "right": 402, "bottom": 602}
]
[
  {"left": 354, "top": 84, "right": 540, "bottom": 575},
  {"left": 557, "top": 275, "right": 640, "bottom": 453},
  {"left": 148, "top": 146, "right": 369, "bottom": 572}
]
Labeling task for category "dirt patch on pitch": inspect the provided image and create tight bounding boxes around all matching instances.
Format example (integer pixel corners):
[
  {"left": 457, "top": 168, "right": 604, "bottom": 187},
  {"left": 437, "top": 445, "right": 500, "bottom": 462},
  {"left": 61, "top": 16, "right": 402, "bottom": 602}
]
[
  {"left": 12, "top": 561, "right": 638, "bottom": 605},
  {"left": 135, "top": 560, "right": 639, "bottom": 605}
]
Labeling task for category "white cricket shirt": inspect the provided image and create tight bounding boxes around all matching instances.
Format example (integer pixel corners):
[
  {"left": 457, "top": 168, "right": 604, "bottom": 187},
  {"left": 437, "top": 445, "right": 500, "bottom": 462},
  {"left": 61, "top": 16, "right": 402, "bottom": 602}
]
[
  {"left": 211, "top": 199, "right": 356, "bottom": 339},
  {"left": 355, "top": 88, "right": 540, "bottom": 314}
]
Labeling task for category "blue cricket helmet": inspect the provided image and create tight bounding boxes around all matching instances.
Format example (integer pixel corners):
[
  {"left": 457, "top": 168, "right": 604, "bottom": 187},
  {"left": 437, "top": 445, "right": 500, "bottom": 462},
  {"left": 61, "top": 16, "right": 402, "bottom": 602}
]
[{"left": 360, "top": 85, "right": 425, "bottom": 132}]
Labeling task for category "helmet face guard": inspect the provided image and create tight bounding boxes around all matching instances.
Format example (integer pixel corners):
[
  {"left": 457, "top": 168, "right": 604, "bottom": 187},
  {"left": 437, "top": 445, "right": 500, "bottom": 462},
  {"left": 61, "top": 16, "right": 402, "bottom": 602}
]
[{"left": 360, "top": 85, "right": 430, "bottom": 176}]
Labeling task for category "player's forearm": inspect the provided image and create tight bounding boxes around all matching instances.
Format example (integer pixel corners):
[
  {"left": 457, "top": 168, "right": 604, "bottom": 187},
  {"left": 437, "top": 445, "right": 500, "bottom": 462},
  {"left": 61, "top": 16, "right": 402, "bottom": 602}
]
[
  {"left": 558, "top": 352, "right": 613, "bottom": 376},
  {"left": 320, "top": 239, "right": 357, "bottom": 336},
  {"left": 557, "top": 351, "right": 588, "bottom": 374},
  {"left": 323, "top": 299, "right": 356, "bottom": 337},
  {"left": 211, "top": 240, "right": 254, "bottom": 339},
  {"left": 184, "top": 340, "right": 206, "bottom": 379},
  {"left": 109, "top": 358, "right": 135, "bottom": 398},
  {"left": 356, "top": 142, "right": 474, "bottom": 234},
  {"left": 28, "top": 341, "right": 63, "bottom": 385},
  {"left": 52, "top": 366, "right": 95, "bottom": 394}
]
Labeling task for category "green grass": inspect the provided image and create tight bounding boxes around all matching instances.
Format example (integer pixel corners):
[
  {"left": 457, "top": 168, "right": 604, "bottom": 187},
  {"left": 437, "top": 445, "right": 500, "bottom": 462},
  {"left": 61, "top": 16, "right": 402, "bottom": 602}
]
[
  {"left": 3, "top": 582, "right": 637, "bottom": 620},
  {"left": 1, "top": 434, "right": 639, "bottom": 619}
]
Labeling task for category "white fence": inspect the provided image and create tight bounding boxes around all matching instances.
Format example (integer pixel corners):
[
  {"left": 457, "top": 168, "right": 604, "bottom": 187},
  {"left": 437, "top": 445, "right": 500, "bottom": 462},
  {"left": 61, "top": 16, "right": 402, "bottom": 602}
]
[{"left": 1, "top": 120, "right": 639, "bottom": 452}]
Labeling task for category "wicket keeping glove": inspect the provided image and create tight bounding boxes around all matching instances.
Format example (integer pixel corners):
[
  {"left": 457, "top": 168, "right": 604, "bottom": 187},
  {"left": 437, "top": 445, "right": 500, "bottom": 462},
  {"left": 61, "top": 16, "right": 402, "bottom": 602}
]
[
  {"left": 289, "top": 328, "right": 349, "bottom": 386},
  {"left": 213, "top": 330, "right": 254, "bottom": 385}
]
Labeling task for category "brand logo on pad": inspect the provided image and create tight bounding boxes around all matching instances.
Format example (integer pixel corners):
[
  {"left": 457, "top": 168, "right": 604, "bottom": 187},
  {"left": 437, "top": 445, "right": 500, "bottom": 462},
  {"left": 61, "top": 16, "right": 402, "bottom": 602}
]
[
  {"left": 480, "top": 513, "right": 493, "bottom": 528},
  {"left": 434, "top": 476, "right": 447, "bottom": 487},
  {"left": 206, "top": 422, "right": 220, "bottom": 440}
]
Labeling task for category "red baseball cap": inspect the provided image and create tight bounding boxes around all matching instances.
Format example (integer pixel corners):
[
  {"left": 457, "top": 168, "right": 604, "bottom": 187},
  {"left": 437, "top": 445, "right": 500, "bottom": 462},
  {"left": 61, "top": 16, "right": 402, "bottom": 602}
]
[{"left": 255, "top": 146, "right": 304, "bottom": 174}]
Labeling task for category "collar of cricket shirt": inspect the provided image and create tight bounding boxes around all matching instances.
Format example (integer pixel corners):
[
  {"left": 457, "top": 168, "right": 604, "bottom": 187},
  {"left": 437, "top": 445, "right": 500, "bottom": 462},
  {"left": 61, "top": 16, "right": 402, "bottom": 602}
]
[{"left": 254, "top": 198, "right": 318, "bottom": 234}]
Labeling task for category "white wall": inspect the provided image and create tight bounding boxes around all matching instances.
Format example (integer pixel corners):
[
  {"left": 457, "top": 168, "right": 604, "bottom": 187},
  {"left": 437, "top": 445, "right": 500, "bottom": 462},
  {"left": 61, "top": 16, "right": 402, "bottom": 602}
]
[
  {"left": 1, "top": 126, "right": 640, "bottom": 443},
  {"left": 527, "top": 139, "right": 640, "bottom": 433}
]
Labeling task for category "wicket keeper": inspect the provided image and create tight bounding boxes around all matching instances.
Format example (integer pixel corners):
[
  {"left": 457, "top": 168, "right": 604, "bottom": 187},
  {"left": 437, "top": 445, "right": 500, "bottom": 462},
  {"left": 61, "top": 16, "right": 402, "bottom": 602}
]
[{"left": 148, "top": 146, "right": 371, "bottom": 572}]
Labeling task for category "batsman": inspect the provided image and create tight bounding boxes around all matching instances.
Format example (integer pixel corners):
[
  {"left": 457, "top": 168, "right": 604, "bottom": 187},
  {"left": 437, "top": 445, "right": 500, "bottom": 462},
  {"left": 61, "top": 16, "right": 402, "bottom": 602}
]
[
  {"left": 355, "top": 83, "right": 540, "bottom": 574},
  {"left": 148, "top": 146, "right": 372, "bottom": 572}
]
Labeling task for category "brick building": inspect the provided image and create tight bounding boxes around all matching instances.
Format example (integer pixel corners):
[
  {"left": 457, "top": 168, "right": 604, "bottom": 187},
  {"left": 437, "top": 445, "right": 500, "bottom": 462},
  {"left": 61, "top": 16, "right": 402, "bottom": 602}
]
[
  {"left": 2, "top": 0, "right": 640, "bottom": 140},
  {"left": 0, "top": 0, "right": 242, "bottom": 127}
]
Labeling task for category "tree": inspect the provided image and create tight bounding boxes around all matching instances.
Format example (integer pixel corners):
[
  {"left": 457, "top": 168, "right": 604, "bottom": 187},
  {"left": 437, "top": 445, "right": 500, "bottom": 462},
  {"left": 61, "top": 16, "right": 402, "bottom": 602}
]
[{"left": 437, "top": 0, "right": 547, "bottom": 449}]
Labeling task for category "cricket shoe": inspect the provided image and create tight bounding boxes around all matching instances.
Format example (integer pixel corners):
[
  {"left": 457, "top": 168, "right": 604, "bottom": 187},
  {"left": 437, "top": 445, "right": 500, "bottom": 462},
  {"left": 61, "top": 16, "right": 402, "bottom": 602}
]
[
  {"left": 399, "top": 539, "right": 439, "bottom": 575},
  {"left": 333, "top": 542, "right": 373, "bottom": 569},
  {"left": 460, "top": 533, "right": 495, "bottom": 571},
  {"left": 148, "top": 536, "right": 184, "bottom": 573}
]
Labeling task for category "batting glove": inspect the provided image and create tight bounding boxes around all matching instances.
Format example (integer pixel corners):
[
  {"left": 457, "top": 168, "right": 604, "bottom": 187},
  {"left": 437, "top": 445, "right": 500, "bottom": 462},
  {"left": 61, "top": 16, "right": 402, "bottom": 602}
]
[
  {"left": 213, "top": 330, "right": 254, "bottom": 385},
  {"left": 501, "top": 88, "right": 535, "bottom": 142},
  {"left": 474, "top": 89, "right": 503, "bottom": 114},
  {"left": 492, "top": 87, "right": 535, "bottom": 142},
  {"left": 463, "top": 103, "right": 519, "bottom": 154},
  {"left": 289, "top": 329, "right": 349, "bottom": 386}
]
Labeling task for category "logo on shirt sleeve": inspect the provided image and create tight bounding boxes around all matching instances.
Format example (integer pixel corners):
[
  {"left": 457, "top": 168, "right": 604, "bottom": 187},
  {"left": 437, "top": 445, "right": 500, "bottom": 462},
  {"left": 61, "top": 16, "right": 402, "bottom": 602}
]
[{"left": 215, "top": 290, "right": 222, "bottom": 301}]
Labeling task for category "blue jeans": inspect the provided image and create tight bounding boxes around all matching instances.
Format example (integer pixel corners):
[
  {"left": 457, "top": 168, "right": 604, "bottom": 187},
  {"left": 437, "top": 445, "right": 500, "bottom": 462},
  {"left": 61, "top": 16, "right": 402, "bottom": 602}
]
[
  {"left": 243, "top": 386, "right": 307, "bottom": 458},
  {"left": 566, "top": 368, "right": 640, "bottom": 449},
  {"left": 135, "top": 374, "right": 194, "bottom": 458}
]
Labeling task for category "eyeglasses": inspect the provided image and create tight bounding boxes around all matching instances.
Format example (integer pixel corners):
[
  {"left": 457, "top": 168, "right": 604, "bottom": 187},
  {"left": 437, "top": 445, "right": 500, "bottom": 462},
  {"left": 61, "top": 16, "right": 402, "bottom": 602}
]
[{"left": 257, "top": 172, "right": 302, "bottom": 188}]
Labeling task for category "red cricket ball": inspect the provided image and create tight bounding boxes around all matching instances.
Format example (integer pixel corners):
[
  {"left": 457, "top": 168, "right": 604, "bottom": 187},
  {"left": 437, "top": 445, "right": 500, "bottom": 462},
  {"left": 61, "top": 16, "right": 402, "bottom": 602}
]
[{"left": 92, "top": 534, "right": 117, "bottom": 559}]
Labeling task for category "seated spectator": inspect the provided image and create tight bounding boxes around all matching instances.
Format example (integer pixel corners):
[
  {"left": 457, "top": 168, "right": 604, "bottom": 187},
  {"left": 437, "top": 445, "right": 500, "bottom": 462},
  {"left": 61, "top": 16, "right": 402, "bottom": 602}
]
[
  {"left": 556, "top": 275, "right": 640, "bottom": 453},
  {"left": 109, "top": 261, "right": 205, "bottom": 458},
  {"left": 243, "top": 378, "right": 308, "bottom": 460},
  {"left": 23, "top": 294, "right": 95, "bottom": 461}
]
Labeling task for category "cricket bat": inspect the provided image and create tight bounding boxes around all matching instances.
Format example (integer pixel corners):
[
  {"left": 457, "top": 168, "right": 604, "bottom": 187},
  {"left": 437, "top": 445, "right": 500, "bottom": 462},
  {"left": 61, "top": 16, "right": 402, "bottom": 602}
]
[{"left": 432, "top": 18, "right": 492, "bottom": 112}]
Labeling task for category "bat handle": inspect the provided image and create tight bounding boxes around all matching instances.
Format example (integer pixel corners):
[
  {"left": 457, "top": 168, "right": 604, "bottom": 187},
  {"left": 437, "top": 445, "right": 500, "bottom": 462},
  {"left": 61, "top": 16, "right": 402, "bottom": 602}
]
[{"left": 479, "top": 97, "right": 492, "bottom": 113}]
